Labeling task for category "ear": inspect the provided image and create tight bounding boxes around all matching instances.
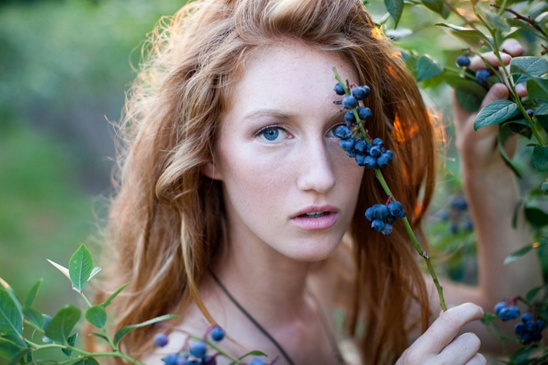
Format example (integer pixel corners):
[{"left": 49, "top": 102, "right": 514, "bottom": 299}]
[{"left": 201, "top": 159, "right": 223, "bottom": 180}]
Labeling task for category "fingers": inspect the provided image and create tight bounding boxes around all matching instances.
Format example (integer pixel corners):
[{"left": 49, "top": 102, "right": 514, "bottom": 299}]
[
  {"left": 466, "top": 353, "right": 487, "bottom": 365},
  {"left": 469, "top": 39, "right": 524, "bottom": 71},
  {"left": 501, "top": 38, "right": 524, "bottom": 57},
  {"left": 437, "top": 332, "right": 482, "bottom": 364},
  {"left": 408, "top": 303, "right": 484, "bottom": 355}
]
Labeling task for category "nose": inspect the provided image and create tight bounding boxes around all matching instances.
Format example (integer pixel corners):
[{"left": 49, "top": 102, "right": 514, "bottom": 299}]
[{"left": 296, "top": 139, "right": 336, "bottom": 194}]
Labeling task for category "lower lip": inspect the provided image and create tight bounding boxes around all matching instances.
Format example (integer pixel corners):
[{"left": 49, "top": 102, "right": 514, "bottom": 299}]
[{"left": 290, "top": 213, "right": 338, "bottom": 231}]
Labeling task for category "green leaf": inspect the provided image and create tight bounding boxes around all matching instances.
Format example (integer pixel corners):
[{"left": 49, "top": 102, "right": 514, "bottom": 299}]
[
  {"left": 524, "top": 206, "right": 548, "bottom": 227},
  {"left": 421, "top": 0, "right": 444, "bottom": 16},
  {"left": 533, "top": 146, "right": 548, "bottom": 171},
  {"left": 384, "top": 0, "right": 404, "bottom": 27},
  {"left": 101, "top": 283, "right": 129, "bottom": 308},
  {"left": 534, "top": 104, "right": 548, "bottom": 116},
  {"left": 44, "top": 305, "right": 81, "bottom": 344},
  {"left": 436, "top": 23, "right": 493, "bottom": 46},
  {"left": 528, "top": 78, "right": 548, "bottom": 101},
  {"left": 62, "top": 333, "right": 77, "bottom": 356},
  {"left": 525, "top": 285, "right": 544, "bottom": 303},
  {"left": 85, "top": 306, "right": 107, "bottom": 329},
  {"left": 69, "top": 244, "right": 94, "bottom": 292},
  {"left": 47, "top": 259, "right": 71, "bottom": 281},
  {"left": 474, "top": 100, "right": 520, "bottom": 130},
  {"left": 72, "top": 358, "right": 100, "bottom": 365},
  {"left": 238, "top": 350, "right": 268, "bottom": 360},
  {"left": 89, "top": 332, "right": 111, "bottom": 343},
  {"left": 88, "top": 267, "right": 102, "bottom": 282},
  {"left": 497, "top": 124, "right": 521, "bottom": 178},
  {"left": 23, "top": 306, "right": 44, "bottom": 329},
  {"left": 0, "top": 279, "right": 22, "bottom": 315},
  {"left": 504, "top": 242, "right": 545, "bottom": 264},
  {"left": 24, "top": 279, "right": 43, "bottom": 308},
  {"left": 0, "top": 287, "right": 23, "bottom": 338},
  {"left": 7, "top": 348, "right": 31, "bottom": 365},
  {"left": 477, "top": 6, "right": 510, "bottom": 31},
  {"left": 416, "top": 55, "right": 443, "bottom": 82},
  {"left": 114, "top": 314, "right": 178, "bottom": 347},
  {"left": 511, "top": 57, "right": 548, "bottom": 84},
  {"left": 0, "top": 337, "right": 25, "bottom": 360}
]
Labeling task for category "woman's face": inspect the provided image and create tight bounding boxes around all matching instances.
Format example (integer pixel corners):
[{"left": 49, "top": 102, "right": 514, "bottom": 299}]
[{"left": 204, "top": 41, "right": 365, "bottom": 262}]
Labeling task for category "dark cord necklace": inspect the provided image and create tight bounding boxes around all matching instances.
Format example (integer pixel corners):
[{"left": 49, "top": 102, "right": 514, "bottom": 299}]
[{"left": 209, "top": 270, "right": 345, "bottom": 365}]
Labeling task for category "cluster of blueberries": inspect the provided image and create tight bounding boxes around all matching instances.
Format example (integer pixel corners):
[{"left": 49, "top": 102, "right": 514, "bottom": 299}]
[
  {"left": 438, "top": 195, "right": 473, "bottom": 234},
  {"left": 364, "top": 201, "right": 406, "bottom": 236},
  {"left": 332, "top": 83, "right": 394, "bottom": 170},
  {"left": 494, "top": 302, "right": 546, "bottom": 345},
  {"left": 333, "top": 81, "right": 404, "bottom": 236},
  {"left": 456, "top": 55, "right": 492, "bottom": 85},
  {"left": 155, "top": 326, "right": 266, "bottom": 365}
]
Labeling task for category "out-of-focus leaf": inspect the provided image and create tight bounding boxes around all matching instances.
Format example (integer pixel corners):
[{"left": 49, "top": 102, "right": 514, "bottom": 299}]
[
  {"left": 497, "top": 124, "right": 521, "bottom": 178},
  {"left": 101, "top": 283, "right": 129, "bottom": 308},
  {"left": 85, "top": 306, "right": 107, "bottom": 329},
  {"left": 528, "top": 78, "right": 548, "bottom": 101},
  {"left": 416, "top": 55, "right": 443, "bottom": 82},
  {"left": 524, "top": 206, "right": 548, "bottom": 227},
  {"left": 436, "top": 23, "right": 493, "bottom": 46},
  {"left": 44, "top": 305, "right": 81, "bottom": 344},
  {"left": 0, "top": 286, "right": 23, "bottom": 339},
  {"left": 533, "top": 146, "right": 548, "bottom": 171},
  {"left": 24, "top": 279, "right": 42, "bottom": 308},
  {"left": 511, "top": 57, "right": 548, "bottom": 84},
  {"left": 114, "top": 314, "right": 178, "bottom": 347},
  {"left": 23, "top": 306, "right": 44, "bottom": 329},
  {"left": 504, "top": 242, "right": 545, "bottom": 264},
  {"left": 385, "top": 0, "right": 404, "bottom": 27},
  {"left": 72, "top": 358, "right": 100, "bottom": 365}
]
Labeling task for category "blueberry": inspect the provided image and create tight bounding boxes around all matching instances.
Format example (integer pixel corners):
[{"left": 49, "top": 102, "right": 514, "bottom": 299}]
[
  {"left": 342, "top": 95, "right": 358, "bottom": 109},
  {"left": 203, "top": 355, "right": 217, "bottom": 365},
  {"left": 456, "top": 56, "right": 471, "bottom": 67},
  {"left": 352, "top": 85, "right": 370, "bottom": 100},
  {"left": 354, "top": 139, "right": 367, "bottom": 153},
  {"left": 363, "top": 155, "right": 378, "bottom": 169},
  {"left": 355, "top": 153, "right": 366, "bottom": 166},
  {"left": 163, "top": 354, "right": 182, "bottom": 365},
  {"left": 371, "top": 204, "right": 388, "bottom": 220},
  {"left": 210, "top": 326, "right": 225, "bottom": 342},
  {"left": 248, "top": 359, "right": 266, "bottom": 365},
  {"left": 365, "top": 207, "right": 374, "bottom": 221},
  {"left": 463, "top": 219, "right": 473, "bottom": 231},
  {"left": 515, "top": 322, "right": 525, "bottom": 336},
  {"left": 372, "top": 138, "right": 384, "bottom": 147},
  {"left": 154, "top": 333, "right": 169, "bottom": 347},
  {"left": 385, "top": 215, "right": 396, "bottom": 225},
  {"left": 494, "top": 302, "right": 506, "bottom": 315},
  {"left": 376, "top": 153, "right": 391, "bottom": 168},
  {"left": 189, "top": 341, "right": 207, "bottom": 358},
  {"left": 522, "top": 313, "right": 533, "bottom": 322},
  {"left": 334, "top": 83, "right": 345, "bottom": 95},
  {"left": 526, "top": 109, "right": 534, "bottom": 117},
  {"left": 382, "top": 224, "right": 393, "bottom": 236},
  {"left": 535, "top": 320, "right": 545, "bottom": 332},
  {"left": 475, "top": 69, "right": 491, "bottom": 84},
  {"left": 450, "top": 195, "right": 467, "bottom": 212},
  {"left": 357, "top": 107, "right": 371, "bottom": 120},
  {"left": 334, "top": 125, "right": 350, "bottom": 139},
  {"left": 339, "top": 138, "right": 355, "bottom": 151},
  {"left": 387, "top": 201, "right": 406, "bottom": 219},
  {"left": 369, "top": 145, "right": 382, "bottom": 158},
  {"left": 371, "top": 219, "right": 385, "bottom": 232},
  {"left": 344, "top": 111, "right": 356, "bottom": 124}
]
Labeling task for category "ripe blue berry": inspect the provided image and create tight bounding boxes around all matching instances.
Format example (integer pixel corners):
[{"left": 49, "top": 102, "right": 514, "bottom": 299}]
[
  {"left": 363, "top": 155, "right": 378, "bottom": 169},
  {"left": 210, "top": 326, "right": 225, "bottom": 342},
  {"left": 357, "top": 107, "right": 371, "bottom": 120},
  {"left": 387, "top": 201, "right": 406, "bottom": 219},
  {"left": 342, "top": 95, "right": 358, "bottom": 109},
  {"left": 456, "top": 56, "right": 471, "bottom": 67},
  {"left": 371, "top": 204, "right": 388, "bottom": 220},
  {"left": 382, "top": 224, "right": 393, "bottom": 236},
  {"left": 352, "top": 85, "right": 370, "bottom": 100},
  {"left": 154, "top": 333, "right": 169, "bottom": 347},
  {"left": 499, "top": 306, "right": 520, "bottom": 321},
  {"left": 334, "top": 125, "right": 350, "bottom": 139},
  {"left": 369, "top": 145, "right": 381, "bottom": 158},
  {"left": 451, "top": 195, "right": 467, "bottom": 211},
  {"left": 376, "top": 153, "right": 391, "bottom": 168},
  {"left": 526, "top": 109, "right": 534, "bottom": 117},
  {"left": 344, "top": 111, "right": 356, "bottom": 124},
  {"left": 189, "top": 341, "right": 207, "bottom": 358},
  {"left": 339, "top": 138, "right": 355, "bottom": 151},
  {"left": 371, "top": 219, "right": 385, "bottom": 232},
  {"left": 494, "top": 302, "right": 506, "bottom": 315},
  {"left": 475, "top": 69, "right": 491, "bottom": 84},
  {"left": 334, "top": 83, "right": 345, "bottom": 95},
  {"left": 354, "top": 139, "right": 367, "bottom": 153},
  {"left": 372, "top": 138, "right": 384, "bottom": 147},
  {"left": 162, "top": 353, "right": 182, "bottom": 365}
]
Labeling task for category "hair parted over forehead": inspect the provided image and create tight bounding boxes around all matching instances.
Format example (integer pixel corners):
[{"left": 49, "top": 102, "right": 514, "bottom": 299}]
[{"left": 99, "top": 0, "right": 440, "bottom": 363}]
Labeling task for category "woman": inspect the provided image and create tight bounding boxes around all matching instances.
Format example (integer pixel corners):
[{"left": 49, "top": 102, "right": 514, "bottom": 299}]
[{"left": 98, "top": 0, "right": 541, "bottom": 363}]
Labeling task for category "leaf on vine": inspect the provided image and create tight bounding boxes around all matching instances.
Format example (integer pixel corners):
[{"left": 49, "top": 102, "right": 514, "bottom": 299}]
[
  {"left": 47, "top": 260, "right": 71, "bottom": 281},
  {"left": 114, "top": 314, "right": 179, "bottom": 347},
  {"left": 435, "top": 23, "right": 493, "bottom": 46},
  {"left": 88, "top": 267, "right": 102, "bottom": 282},
  {"left": 525, "top": 285, "right": 544, "bottom": 303},
  {"left": 421, "top": 0, "right": 444, "bottom": 16},
  {"left": 384, "top": 0, "right": 404, "bottom": 27},
  {"left": 477, "top": 6, "right": 510, "bottom": 31},
  {"left": 61, "top": 333, "right": 77, "bottom": 356},
  {"left": 527, "top": 78, "right": 548, "bottom": 101},
  {"left": 511, "top": 57, "right": 548, "bottom": 84},
  {"left": 23, "top": 306, "right": 44, "bottom": 330},
  {"left": 100, "top": 283, "right": 129, "bottom": 308},
  {"left": 534, "top": 103, "right": 548, "bottom": 116},
  {"left": 0, "top": 287, "right": 23, "bottom": 339},
  {"left": 504, "top": 242, "right": 545, "bottom": 264},
  {"left": 69, "top": 244, "right": 94, "bottom": 293},
  {"left": 524, "top": 206, "right": 548, "bottom": 227},
  {"left": 24, "top": 279, "right": 42, "bottom": 308},
  {"left": 7, "top": 348, "right": 31, "bottom": 365},
  {"left": 238, "top": 350, "right": 268, "bottom": 360},
  {"left": 474, "top": 100, "right": 520, "bottom": 130},
  {"left": 44, "top": 305, "right": 81, "bottom": 344},
  {"left": 0, "top": 337, "right": 24, "bottom": 361},
  {"left": 416, "top": 55, "right": 443, "bottom": 82},
  {"left": 85, "top": 305, "right": 107, "bottom": 329},
  {"left": 533, "top": 146, "right": 548, "bottom": 172}
]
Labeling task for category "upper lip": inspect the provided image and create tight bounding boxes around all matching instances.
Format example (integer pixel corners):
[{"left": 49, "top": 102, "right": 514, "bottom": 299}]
[{"left": 291, "top": 205, "right": 339, "bottom": 218}]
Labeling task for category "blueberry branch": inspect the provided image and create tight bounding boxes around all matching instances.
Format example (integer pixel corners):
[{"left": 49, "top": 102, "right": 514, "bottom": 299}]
[{"left": 333, "top": 67, "right": 447, "bottom": 312}]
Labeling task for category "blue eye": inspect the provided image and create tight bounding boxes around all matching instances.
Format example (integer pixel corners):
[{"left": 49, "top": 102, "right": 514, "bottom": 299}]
[{"left": 258, "top": 126, "right": 286, "bottom": 141}]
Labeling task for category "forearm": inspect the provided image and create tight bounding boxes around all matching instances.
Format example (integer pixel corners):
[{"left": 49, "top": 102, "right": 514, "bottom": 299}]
[{"left": 460, "top": 158, "right": 542, "bottom": 307}]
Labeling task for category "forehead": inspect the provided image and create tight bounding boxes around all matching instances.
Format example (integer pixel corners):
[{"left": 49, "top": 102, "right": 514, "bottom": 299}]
[{"left": 222, "top": 40, "right": 358, "bottom": 118}]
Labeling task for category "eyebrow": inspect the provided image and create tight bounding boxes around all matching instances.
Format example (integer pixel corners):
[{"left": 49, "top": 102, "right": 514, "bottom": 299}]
[{"left": 242, "top": 108, "right": 344, "bottom": 122}]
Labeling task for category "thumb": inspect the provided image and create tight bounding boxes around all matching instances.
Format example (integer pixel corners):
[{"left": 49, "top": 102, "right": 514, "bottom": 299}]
[{"left": 480, "top": 83, "right": 509, "bottom": 109}]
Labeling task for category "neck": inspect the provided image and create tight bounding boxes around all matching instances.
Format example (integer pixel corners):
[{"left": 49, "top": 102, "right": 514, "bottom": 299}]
[{"left": 212, "top": 236, "right": 312, "bottom": 327}]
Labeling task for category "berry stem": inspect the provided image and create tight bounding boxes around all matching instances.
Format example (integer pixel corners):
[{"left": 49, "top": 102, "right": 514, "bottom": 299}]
[{"left": 375, "top": 170, "right": 447, "bottom": 311}]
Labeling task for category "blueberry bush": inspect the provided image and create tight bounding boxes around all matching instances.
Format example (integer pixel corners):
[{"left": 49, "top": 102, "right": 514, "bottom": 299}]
[{"left": 1, "top": 0, "right": 548, "bottom": 363}]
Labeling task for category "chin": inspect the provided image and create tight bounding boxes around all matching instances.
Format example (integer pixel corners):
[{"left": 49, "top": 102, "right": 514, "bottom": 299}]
[{"left": 283, "top": 239, "right": 341, "bottom": 262}]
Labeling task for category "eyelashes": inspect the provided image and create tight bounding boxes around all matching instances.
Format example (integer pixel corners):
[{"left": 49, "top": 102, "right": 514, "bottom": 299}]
[{"left": 255, "top": 123, "right": 345, "bottom": 142}]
